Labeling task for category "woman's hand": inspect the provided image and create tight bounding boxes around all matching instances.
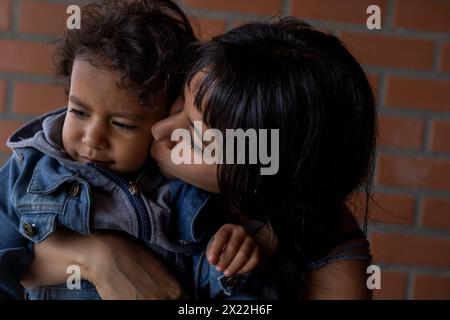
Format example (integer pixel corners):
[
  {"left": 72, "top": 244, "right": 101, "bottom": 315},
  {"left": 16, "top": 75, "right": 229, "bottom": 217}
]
[
  {"left": 21, "top": 228, "right": 187, "bottom": 300},
  {"left": 88, "top": 232, "right": 187, "bottom": 300}
]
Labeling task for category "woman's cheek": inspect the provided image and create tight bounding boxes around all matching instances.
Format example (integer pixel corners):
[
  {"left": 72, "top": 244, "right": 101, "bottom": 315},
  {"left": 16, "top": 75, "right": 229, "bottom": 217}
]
[
  {"left": 150, "top": 140, "right": 197, "bottom": 182},
  {"left": 156, "top": 162, "right": 176, "bottom": 179},
  {"left": 185, "top": 164, "right": 220, "bottom": 193},
  {"left": 150, "top": 140, "right": 219, "bottom": 193}
]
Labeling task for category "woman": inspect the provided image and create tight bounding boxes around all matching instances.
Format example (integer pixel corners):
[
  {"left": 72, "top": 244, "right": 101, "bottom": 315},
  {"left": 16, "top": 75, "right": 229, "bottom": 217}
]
[{"left": 22, "top": 18, "right": 376, "bottom": 299}]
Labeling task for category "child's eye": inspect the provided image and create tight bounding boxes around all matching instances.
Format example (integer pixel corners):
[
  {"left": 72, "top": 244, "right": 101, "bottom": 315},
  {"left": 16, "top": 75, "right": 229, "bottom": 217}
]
[
  {"left": 69, "top": 108, "right": 89, "bottom": 118},
  {"left": 112, "top": 121, "right": 138, "bottom": 130}
]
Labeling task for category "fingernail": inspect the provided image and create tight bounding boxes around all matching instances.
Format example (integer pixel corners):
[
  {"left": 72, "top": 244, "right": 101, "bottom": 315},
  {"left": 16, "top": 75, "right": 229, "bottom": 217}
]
[
  {"left": 224, "top": 270, "right": 230, "bottom": 277},
  {"left": 216, "top": 266, "right": 222, "bottom": 272}
]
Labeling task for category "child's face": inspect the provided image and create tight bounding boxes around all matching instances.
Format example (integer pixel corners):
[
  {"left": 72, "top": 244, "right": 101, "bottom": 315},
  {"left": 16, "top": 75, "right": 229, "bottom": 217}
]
[{"left": 62, "top": 58, "right": 166, "bottom": 174}]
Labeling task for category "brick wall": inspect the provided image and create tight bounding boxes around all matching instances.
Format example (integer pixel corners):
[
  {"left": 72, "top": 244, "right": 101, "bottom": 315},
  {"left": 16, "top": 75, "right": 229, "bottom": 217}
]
[{"left": 0, "top": 0, "right": 449, "bottom": 300}]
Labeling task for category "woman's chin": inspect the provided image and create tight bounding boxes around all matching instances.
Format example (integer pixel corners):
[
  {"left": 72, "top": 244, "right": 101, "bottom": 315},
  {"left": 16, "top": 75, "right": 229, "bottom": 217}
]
[{"left": 155, "top": 163, "right": 176, "bottom": 180}]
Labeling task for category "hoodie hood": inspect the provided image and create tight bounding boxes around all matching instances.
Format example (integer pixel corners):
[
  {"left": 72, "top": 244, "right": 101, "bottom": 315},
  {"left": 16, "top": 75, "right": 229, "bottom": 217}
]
[
  {"left": 7, "top": 108, "right": 70, "bottom": 162},
  {"left": 5, "top": 108, "right": 104, "bottom": 179}
]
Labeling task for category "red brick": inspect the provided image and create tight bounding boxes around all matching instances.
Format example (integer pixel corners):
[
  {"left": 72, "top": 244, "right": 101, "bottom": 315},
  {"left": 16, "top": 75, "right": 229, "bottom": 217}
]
[
  {"left": 372, "top": 271, "right": 407, "bottom": 300},
  {"left": 347, "top": 192, "right": 415, "bottom": 226},
  {"left": 341, "top": 33, "right": 433, "bottom": 70},
  {"left": 0, "top": 80, "right": 6, "bottom": 113},
  {"left": 430, "top": 120, "right": 450, "bottom": 153},
  {"left": 292, "top": 0, "right": 387, "bottom": 25},
  {"left": 0, "top": 120, "right": 25, "bottom": 154},
  {"left": 413, "top": 275, "right": 450, "bottom": 299},
  {"left": 378, "top": 116, "right": 424, "bottom": 150},
  {"left": 186, "top": 0, "right": 282, "bottom": 15},
  {"left": 394, "top": 0, "right": 450, "bottom": 34},
  {"left": 377, "top": 155, "right": 450, "bottom": 192},
  {"left": 12, "top": 82, "right": 66, "bottom": 116},
  {"left": 18, "top": 0, "right": 68, "bottom": 36},
  {"left": 371, "top": 233, "right": 450, "bottom": 268},
  {"left": 385, "top": 76, "right": 450, "bottom": 113},
  {"left": 422, "top": 197, "right": 450, "bottom": 230},
  {"left": 442, "top": 43, "right": 450, "bottom": 74},
  {"left": 0, "top": 0, "right": 11, "bottom": 31},
  {"left": 0, "top": 40, "right": 54, "bottom": 75},
  {"left": 189, "top": 16, "right": 226, "bottom": 41}
]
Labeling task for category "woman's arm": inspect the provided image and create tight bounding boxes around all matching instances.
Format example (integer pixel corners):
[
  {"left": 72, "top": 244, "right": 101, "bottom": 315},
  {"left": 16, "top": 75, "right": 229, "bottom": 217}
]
[
  {"left": 21, "top": 228, "right": 94, "bottom": 287},
  {"left": 21, "top": 228, "right": 187, "bottom": 300}
]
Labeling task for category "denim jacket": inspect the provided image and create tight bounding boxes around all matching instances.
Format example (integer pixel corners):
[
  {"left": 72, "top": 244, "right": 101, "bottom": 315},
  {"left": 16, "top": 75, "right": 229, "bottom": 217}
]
[{"left": 0, "top": 109, "right": 248, "bottom": 300}]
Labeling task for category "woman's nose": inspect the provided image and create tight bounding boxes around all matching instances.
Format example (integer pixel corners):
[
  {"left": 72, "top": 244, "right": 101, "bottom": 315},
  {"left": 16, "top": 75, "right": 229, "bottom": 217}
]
[
  {"left": 82, "top": 122, "right": 109, "bottom": 150},
  {"left": 151, "top": 101, "right": 186, "bottom": 141},
  {"left": 151, "top": 114, "right": 179, "bottom": 142},
  {"left": 169, "top": 96, "right": 184, "bottom": 116}
]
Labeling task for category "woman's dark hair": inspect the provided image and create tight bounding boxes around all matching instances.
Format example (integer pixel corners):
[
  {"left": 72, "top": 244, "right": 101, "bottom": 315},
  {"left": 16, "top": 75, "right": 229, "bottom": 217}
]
[
  {"left": 186, "top": 18, "right": 377, "bottom": 299},
  {"left": 54, "top": 0, "right": 196, "bottom": 107}
]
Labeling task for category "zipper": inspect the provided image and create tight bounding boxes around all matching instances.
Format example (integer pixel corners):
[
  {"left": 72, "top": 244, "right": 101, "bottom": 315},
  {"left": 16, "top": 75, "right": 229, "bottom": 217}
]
[{"left": 88, "top": 163, "right": 151, "bottom": 241}]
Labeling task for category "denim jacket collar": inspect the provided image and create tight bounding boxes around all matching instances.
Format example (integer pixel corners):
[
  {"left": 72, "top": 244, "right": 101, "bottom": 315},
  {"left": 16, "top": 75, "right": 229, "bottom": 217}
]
[{"left": 169, "top": 179, "right": 211, "bottom": 244}]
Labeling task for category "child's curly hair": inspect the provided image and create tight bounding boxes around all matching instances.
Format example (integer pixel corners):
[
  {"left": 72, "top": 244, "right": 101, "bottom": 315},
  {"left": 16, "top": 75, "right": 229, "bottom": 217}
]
[{"left": 53, "top": 0, "right": 196, "bottom": 107}]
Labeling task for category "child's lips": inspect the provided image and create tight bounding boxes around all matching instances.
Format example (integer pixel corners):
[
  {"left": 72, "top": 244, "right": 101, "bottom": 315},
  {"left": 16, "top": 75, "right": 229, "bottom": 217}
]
[{"left": 79, "top": 155, "right": 113, "bottom": 165}]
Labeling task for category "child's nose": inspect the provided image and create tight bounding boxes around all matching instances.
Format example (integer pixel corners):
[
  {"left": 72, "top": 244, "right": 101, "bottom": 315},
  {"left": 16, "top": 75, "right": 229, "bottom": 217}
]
[{"left": 82, "top": 123, "right": 109, "bottom": 150}]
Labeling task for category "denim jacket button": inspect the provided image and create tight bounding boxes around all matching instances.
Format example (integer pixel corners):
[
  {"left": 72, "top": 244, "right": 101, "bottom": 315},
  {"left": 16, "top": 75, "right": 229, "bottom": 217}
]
[
  {"left": 23, "top": 222, "right": 37, "bottom": 237},
  {"left": 70, "top": 182, "right": 80, "bottom": 197}
]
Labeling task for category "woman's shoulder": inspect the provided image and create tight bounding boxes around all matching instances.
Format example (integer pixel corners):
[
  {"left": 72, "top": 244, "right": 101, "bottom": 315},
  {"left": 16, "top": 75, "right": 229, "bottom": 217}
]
[
  {"left": 308, "top": 205, "right": 372, "bottom": 271},
  {"left": 298, "top": 205, "right": 373, "bottom": 299}
]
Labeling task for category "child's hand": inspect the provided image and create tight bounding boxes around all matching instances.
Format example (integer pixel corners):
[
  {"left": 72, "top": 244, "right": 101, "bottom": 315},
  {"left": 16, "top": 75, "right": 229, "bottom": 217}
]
[{"left": 207, "top": 224, "right": 260, "bottom": 277}]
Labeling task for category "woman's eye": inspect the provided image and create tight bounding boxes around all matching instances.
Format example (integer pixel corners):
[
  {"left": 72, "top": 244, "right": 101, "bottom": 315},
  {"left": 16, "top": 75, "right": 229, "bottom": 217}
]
[
  {"left": 113, "top": 121, "right": 137, "bottom": 130},
  {"left": 189, "top": 131, "right": 202, "bottom": 152},
  {"left": 69, "top": 108, "right": 89, "bottom": 118},
  {"left": 189, "top": 134, "right": 195, "bottom": 150}
]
